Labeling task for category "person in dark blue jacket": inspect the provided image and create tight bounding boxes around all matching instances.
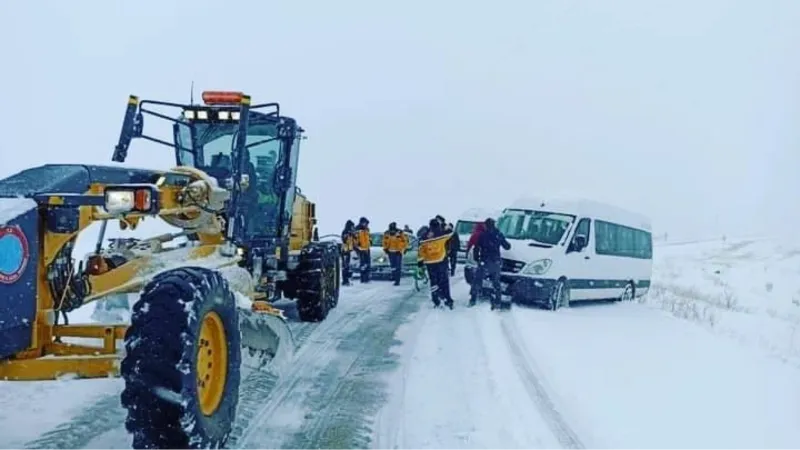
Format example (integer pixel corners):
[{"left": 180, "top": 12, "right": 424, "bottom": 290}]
[{"left": 470, "top": 218, "right": 512, "bottom": 309}]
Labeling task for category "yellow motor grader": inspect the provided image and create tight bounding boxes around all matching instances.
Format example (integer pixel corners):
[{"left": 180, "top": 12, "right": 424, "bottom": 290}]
[{"left": 0, "top": 91, "right": 341, "bottom": 448}]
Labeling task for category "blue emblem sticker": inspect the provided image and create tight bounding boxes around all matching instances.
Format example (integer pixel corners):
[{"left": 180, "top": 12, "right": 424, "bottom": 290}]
[{"left": 0, "top": 225, "right": 30, "bottom": 284}]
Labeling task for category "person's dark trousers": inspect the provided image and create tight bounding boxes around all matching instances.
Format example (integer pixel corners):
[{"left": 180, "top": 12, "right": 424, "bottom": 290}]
[
  {"left": 388, "top": 251, "right": 402, "bottom": 285},
  {"left": 341, "top": 252, "right": 351, "bottom": 285},
  {"left": 483, "top": 259, "right": 503, "bottom": 307},
  {"left": 426, "top": 260, "right": 452, "bottom": 308},
  {"left": 449, "top": 252, "right": 457, "bottom": 276},
  {"left": 469, "top": 263, "right": 486, "bottom": 305},
  {"left": 358, "top": 249, "right": 371, "bottom": 283}
]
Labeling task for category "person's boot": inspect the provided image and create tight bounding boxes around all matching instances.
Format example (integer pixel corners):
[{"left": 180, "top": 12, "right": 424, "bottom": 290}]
[
  {"left": 445, "top": 299, "right": 454, "bottom": 310},
  {"left": 468, "top": 297, "right": 476, "bottom": 307}
]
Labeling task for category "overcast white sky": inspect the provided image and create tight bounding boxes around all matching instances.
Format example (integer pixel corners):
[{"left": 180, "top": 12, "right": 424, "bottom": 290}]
[{"left": 1, "top": 0, "right": 798, "bottom": 241}]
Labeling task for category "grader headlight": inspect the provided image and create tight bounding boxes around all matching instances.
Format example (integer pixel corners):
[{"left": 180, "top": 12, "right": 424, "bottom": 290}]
[{"left": 104, "top": 185, "right": 160, "bottom": 215}]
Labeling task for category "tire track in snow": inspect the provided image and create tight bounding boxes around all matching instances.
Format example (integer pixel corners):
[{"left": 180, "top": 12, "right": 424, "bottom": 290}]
[
  {"left": 237, "top": 280, "right": 438, "bottom": 450},
  {"left": 21, "top": 285, "right": 379, "bottom": 449},
  {"left": 500, "top": 316, "right": 585, "bottom": 449},
  {"left": 24, "top": 388, "right": 125, "bottom": 449},
  {"left": 370, "top": 298, "right": 434, "bottom": 449},
  {"left": 279, "top": 286, "right": 426, "bottom": 449},
  {"left": 229, "top": 286, "right": 384, "bottom": 448}
]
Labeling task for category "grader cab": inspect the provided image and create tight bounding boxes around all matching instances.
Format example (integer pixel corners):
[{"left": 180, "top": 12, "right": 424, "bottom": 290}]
[{"left": 0, "top": 90, "right": 340, "bottom": 448}]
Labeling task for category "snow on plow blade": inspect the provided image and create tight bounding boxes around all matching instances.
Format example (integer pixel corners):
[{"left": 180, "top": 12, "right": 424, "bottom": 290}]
[{"left": 238, "top": 308, "right": 295, "bottom": 376}]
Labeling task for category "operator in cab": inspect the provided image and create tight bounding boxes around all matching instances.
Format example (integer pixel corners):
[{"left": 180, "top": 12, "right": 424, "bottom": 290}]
[
  {"left": 341, "top": 220, "right": 357, "bottom": 286},
  {"left": 470, "top": 218, "right": 512, "bottom": 310},
  {"left": 382, "top": 222, "right": 409, "bottom": 286},
  {"left": 355, "top": 217, "right": 372, "bottom": 283},
  {"left": 418, "top": 218, "right": 455, "bottom": 309}
]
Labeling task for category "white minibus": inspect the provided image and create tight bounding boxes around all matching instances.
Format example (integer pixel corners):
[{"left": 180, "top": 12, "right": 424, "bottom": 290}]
[{"left": 492, "top": 196, "right": 652, "bottom": 310}]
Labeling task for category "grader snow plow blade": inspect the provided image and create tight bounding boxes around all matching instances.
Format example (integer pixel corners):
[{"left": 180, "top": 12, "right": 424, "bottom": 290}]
[{"left": 238, "top": 308, "right": 295, "bottom": 375}]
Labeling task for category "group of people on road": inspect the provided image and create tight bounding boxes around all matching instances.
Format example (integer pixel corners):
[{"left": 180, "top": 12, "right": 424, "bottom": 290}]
[
  {"left": 339, "top": 213, "right": 512, "bottom": 310},
  {"left": 340, "top": 217, "right": 413, "bottom": 286}
]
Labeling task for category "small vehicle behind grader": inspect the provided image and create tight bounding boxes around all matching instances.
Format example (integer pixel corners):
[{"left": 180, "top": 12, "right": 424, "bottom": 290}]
[{"left": 0, "top": 90, "right": 341, "bottom": 448}]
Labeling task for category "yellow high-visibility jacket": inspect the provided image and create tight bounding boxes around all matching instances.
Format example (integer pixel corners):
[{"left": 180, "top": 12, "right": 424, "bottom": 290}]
[
  {"left": 418, "top": 232, "right": 452, "bottom": 264},
  {"left": 382, "top": 231, "right": 409, "bottom": 253},
  {"left": 356, "top": 227, "right": 371, "bottom": 251}
]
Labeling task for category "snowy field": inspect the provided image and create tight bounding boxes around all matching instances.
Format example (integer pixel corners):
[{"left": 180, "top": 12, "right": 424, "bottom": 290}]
[{"left": 1, "top": 236, "right": 800, "bottom": 448}]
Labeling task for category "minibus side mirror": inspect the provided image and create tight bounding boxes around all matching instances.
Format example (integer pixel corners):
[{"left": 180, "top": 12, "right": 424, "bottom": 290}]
[{"left": 568, "top": 234, "right": 587, "bottom": 253}]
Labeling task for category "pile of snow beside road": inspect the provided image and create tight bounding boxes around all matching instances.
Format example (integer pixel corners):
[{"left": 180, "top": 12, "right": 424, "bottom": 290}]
[{"left": 647, "top": 237, "right": 800, "bottom": 366}]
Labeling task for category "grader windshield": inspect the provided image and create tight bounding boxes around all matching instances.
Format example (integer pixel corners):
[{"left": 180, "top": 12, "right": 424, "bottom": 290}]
[{"left": 175, "top": 121, "right": 284, "bottom": 231}]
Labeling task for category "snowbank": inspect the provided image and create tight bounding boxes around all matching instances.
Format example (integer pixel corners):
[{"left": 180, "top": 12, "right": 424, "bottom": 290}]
[{"left": 648, "top": 237, "right": 800, "bottom": 366}]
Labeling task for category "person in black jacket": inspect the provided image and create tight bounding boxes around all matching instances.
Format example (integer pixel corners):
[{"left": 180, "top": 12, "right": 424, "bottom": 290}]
[
  {"left": 340, "top": 220, "right": 356, "bottom": 285},
  {"left": 445, "top": 223, "right": 460, "bottom": 276},
  {"left": 470, "top": 218, "right": 512, "bottom": 309}
]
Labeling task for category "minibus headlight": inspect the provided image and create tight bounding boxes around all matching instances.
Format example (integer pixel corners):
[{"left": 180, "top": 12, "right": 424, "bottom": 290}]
[{"left": 522, "top": 258, "right": 552, "bottom": 275}]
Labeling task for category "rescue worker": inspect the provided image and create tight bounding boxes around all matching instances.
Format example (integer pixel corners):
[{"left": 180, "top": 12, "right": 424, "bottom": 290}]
[
  {"left": 382, "top": 222, "right": 409, "bottom": 286},
  {"left": 446, "top": 223, "right": 460, "bottom": 276},
  {"left": 418, "top": 218, "right": 455, "bottom": 309},
  {"left": 470, "top": 218, "right": 512, "bottom": 309},
  {"left": 355, "top": 217, "right": 372, "bottom": 283},
  {"left": 340, "top": 220, "right": 356, "bottom": 285}
]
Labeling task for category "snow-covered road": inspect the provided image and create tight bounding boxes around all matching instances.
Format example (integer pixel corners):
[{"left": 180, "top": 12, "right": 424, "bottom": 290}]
[
  {"left": 2, "top": 237, "right": 800, "bottom": 448},
  {"left": 373, "top": 278, "right": 800, "bottom": 449}
]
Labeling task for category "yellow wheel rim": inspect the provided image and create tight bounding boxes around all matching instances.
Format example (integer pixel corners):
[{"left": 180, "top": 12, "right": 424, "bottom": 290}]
[{"left": 197, "top": 311, "right": 228, "bottom": 416}]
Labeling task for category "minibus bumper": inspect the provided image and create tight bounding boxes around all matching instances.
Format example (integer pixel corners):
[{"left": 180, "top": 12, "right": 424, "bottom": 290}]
[{"left": 500, "top": 274, "right": 557, "bottom": 304}]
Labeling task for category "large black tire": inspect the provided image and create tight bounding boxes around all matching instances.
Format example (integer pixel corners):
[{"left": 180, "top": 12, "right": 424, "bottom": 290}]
[
  {"left": 618, "top": 281, "right": 635, "bottom": 302},
  {"left": 296, "top": 242, "right": 339, "bottom": 322},
  {"left": 120, "top": 267, "right": 241, "bottom": 449}
]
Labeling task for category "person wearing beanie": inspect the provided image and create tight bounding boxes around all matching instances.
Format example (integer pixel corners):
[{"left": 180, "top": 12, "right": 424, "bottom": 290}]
[
  {"left": 417, "top": 217, "right": 455, "bottom": 309},
  {"left": 355, "top": 217, "right": 372, "bottom": 283},
  {"left": 470, "top": 217, "right": 512, "bottom": 309},
  {"left": 340, "top": 220, "right": 357, "bottom": 285},
  {"left": 382, "top": 222, "right": 409, "bottom": 286}
]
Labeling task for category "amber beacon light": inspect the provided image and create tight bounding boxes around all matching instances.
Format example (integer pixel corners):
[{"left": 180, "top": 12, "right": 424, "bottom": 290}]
[{"left": 201, "top": 91, "right": 245, "bottom": 105}]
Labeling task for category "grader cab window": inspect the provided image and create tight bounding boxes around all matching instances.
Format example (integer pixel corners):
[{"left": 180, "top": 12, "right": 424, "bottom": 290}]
[{"left": 175, "top": 121, "right": 285, "bottom": 237}]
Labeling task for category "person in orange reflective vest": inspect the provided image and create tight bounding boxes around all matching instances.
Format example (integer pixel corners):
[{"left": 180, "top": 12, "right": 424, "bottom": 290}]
[
  {"left": 417, "top": 218, "right": 455, "bottom": 309},
  {"left": 382, "top": 222, "right": 409, "bottom": 286},
  {"left": 355, "top": 217, "right": 372, "bottom": 283},
  {"left": 340, "top": 220, "right": 357, "bottom": 285}
]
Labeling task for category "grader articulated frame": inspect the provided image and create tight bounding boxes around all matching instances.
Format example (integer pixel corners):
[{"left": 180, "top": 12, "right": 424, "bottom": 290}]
[{"left": 0, "top": 90, "right": 341, "bottom": 448}]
